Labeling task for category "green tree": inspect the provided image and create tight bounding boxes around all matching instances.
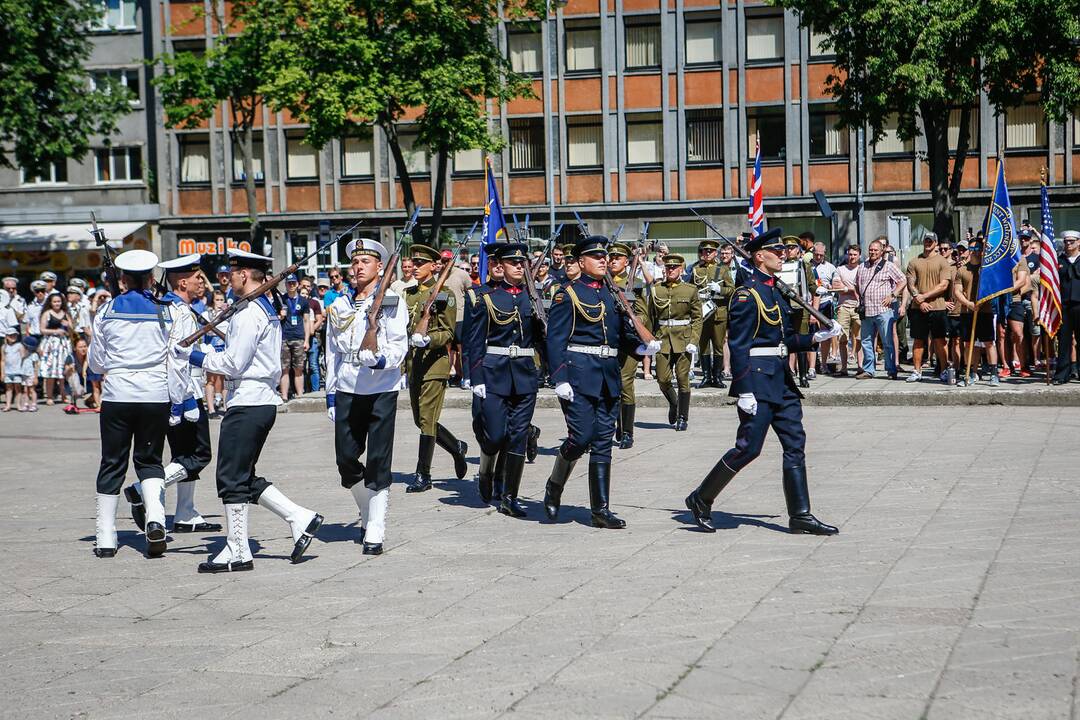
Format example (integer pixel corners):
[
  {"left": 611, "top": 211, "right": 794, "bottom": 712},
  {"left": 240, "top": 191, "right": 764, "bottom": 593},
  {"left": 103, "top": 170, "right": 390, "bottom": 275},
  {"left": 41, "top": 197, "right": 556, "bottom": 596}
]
[
  {"left": 0, "top": 0, "right": 132, "bottom": 172},
  {"left": 775, "top": 0, "right": 1080, "bottom": 241},
  {"left": 262, "top": 0, "right": 545, "bottom": 243},
  {"left": 154, "top": 0, "right": 291, "bottom": 241}
]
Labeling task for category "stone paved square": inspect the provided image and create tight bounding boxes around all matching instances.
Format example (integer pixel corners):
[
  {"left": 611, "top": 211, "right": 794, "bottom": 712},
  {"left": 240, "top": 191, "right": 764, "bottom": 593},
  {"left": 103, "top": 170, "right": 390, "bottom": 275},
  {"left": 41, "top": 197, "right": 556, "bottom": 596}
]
[{"left": 1, "top": 405, "right": 1078, "bottom": 719}]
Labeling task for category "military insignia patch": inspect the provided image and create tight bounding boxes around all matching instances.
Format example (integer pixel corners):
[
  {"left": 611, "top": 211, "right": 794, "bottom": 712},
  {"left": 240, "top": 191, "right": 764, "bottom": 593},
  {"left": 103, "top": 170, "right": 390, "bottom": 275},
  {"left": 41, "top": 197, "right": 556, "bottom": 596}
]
[{"left": 553, "top": 293, "right": 565, "bottom": 303}]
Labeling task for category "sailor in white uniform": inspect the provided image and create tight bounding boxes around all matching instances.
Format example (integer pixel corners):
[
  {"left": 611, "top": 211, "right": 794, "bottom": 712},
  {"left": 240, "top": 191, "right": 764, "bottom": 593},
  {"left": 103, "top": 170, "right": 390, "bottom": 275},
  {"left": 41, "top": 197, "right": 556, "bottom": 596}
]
[
  {"left": 325, "top": 238, "right": 409, "bottom": 555},
  {"left": 186, "top": 248, "right": 323, "bottom": 573},
  {"left": 123, "top": 254, "right": 221, "bottom": 535},
  {"left": 88, "top": 249, "right": 189, "bottom": 558}
]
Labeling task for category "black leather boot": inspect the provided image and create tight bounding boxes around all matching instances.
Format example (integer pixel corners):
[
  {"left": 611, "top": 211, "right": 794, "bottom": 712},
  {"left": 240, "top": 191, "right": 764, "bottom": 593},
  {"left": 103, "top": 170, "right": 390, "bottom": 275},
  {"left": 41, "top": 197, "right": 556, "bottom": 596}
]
[
  {"left": 436, "top": 424, "right": 469, "bottom": 480},
  {"left": 684, "top": 458, "right": 737, "bottom": 532},
  {"left": 618, "top": 404, "right": 635, "bottom": 449},
  {"left": 660, "top": 385, "right": 678, "bottom": 425},
  {"left": 493, "top": 450, "right": 506, "bottom": 502},
  {"left": 697, "top": 355, "right": 713, "bottom": 389},
  {"left": 797, "top": 354, "right": 810, "bottom": 388},
  {"left": 499, "top": 453, "right": 528, "bottom": 518},
  {"left": 406, "top": 435, "right": 436, "bottom": 492},
  {"left": 124, "top": 485, "right": 145, "bottom": 531},
  {"left": 477, "top": 449, "right": 498, "bottom": 503},
  {"left": 543, "top": 450, "right": 577, "bottom": 521},
  {"left": 588, "top": 463, "right": 625, "bottom": 529},
  {"left": 675, "top": 391, "right": 690, "bottom": 431},
  {"left": 712, "top": 354, "right": 727, "bottom": 388},
  {"left": 526, "top": 425, "right": 541, "bottom": 463},
  {"left": 783, "top": 466, "right": 838, "bottom": 535}
]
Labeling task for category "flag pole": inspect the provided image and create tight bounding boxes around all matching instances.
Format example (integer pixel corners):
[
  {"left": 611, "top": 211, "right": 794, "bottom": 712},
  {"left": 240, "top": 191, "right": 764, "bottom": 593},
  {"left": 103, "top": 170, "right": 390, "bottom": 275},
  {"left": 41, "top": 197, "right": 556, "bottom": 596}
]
[{"left": 964, "top": 156, "right": 1000, "bottom": 381}]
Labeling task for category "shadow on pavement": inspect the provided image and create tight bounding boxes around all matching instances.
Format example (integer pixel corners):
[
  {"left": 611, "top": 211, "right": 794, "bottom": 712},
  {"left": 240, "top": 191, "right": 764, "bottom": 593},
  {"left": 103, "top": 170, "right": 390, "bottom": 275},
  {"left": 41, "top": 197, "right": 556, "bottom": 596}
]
[{"left": 669, "top": 508, "right": 788, "bottom": 534}]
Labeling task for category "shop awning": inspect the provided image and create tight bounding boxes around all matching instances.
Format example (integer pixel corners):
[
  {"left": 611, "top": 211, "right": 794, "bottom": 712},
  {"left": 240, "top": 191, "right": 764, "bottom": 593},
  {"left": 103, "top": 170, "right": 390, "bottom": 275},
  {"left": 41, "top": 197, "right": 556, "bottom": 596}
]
[{"left": 0, "top": 222, "right": 146, "bottom": 251}]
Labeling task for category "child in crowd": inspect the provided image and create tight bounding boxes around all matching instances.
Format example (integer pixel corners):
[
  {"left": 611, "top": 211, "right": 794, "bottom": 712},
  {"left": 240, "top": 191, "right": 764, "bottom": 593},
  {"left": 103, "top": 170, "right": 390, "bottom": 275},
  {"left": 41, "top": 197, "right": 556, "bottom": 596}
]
[
  {"left": 203, "top": 289, "right": 228, "bottom": 417},
  {"left": 3, "top": 330, "right": 22, "bottom": 412},
  {"left": 21, "top": 336, "right": 40, "bottom": 412}
]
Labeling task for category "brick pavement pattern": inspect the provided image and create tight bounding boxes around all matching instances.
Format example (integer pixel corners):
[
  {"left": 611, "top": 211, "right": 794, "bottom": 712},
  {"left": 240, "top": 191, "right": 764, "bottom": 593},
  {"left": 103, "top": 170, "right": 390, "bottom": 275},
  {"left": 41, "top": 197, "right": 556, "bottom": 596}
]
[{"left": 0, "top": 406, "right": 1077, "bottom": 719}]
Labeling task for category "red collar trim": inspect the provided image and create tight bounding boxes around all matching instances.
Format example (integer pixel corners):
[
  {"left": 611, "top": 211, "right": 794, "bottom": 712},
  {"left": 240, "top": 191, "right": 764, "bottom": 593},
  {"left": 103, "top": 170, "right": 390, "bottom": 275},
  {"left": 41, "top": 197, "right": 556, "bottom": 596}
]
[{"left": 763, "top": 277, "right": 775, "bottom": 286}]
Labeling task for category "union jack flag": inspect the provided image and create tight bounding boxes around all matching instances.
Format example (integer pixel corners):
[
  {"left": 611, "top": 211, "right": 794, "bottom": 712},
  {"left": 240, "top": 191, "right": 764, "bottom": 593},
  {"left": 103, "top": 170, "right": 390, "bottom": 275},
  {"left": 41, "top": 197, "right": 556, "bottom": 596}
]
[
  {"left": 1038, "top": 180, "right": 1062, "bottom": 338},
  {"left": 747, "top": 135, "right": 765, "bottom": 237}
]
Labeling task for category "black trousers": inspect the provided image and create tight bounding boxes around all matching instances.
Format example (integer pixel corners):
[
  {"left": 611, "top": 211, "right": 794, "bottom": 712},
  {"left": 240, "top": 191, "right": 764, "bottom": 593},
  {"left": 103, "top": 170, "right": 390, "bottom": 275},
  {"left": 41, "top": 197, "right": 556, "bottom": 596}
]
[
  {"left": 1054, "top": 302, "right": 1080, "bottom": 382},
  {"left": 479, "top": 391, "right": 537, "bottom": 456},
  {"left": 96, "top": 401, "right": 170, "bottom": 495},
  {"left": 334, "top": 391, "right": 398, "bottom": 492},
  {"left": 166, "top": 399, "right": 212, "bottom": 481},
  {"left": 720, "top": 389, "right": 806, "bottom": 474},
  {"left": 215, "top": 405, "right": 275, "bottom": 504},
  {"left": 559, "top": 391, "right": 618, "bottom": 464}
]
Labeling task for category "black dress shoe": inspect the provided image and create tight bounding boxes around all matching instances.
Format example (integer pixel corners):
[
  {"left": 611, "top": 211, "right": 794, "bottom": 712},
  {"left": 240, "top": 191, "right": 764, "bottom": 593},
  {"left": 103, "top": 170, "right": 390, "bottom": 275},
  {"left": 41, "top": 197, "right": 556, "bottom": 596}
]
[
  {"left": 362, "top": 542, "right": 383, "bottom": 555},
  {"left": 290, "top": 513, "right": 324, "bottom": 563},
  {"left": 452, "top": 441, "right": 468, "bottom": 480},
  {"left": 543, "top": 482, "right": 561, "bottom": 521},
  {"left": 93, "top": 547, "right": 116, "bottom": 558},
  {"left": 499, "top": 497, "right": 527, "bottom": 518},
  {"left": 145, "top": 521, "right": 167, "bottom": 558},
  {"left": 590, "top": 509, "right": 626, "bottom": 529},
  {"left": 618, "top": 432, "right": 634, "bottom": 450},
  {"left": 405, "top": 473, "right": 432, "bottom": 493},
  {"left": 172, "top": 521, "right": 223, "bottom": 533},
  {"left": 674, "top": 417, "right": 688, "bottom": 432},
  {"left": 799, "top": 376, "right": 811, "bottom": 388},
  {"left": 124, "top": 485, "right": 145, "bottom": 531},
  {"left": 684, "top": 492, "right": 716, "bottom": 533},
  {"left": 198, "top": 559, "right": 254, "bottom": 573},
  {"left": 526, "top": 426, "right": 541, "bottom": 463},
  {"left": 789, "top": 513, "right": 839, "bottom": 535}
]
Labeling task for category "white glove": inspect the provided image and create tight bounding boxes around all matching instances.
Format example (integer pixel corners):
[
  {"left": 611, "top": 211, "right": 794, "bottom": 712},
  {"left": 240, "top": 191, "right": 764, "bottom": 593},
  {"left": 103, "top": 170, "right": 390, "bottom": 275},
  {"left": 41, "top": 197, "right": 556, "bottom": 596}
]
[
  {"left": 182, "top": 399, "right": 200, "bottom": 423},
  {"left": 812, "top": 320, "right": 843, "bottom": 343},
  {"left": 685, "top": 343, "right": 698, "bottom": 355},
  {"left": 410, "top": 333, "right": 431, "bottom": 348},
  {"left": 706, "top": 281, "right": 722, "bottom": 293},
  {"left": 636, "top": 339, "right": 661, "bottom": 357},
  {"left": 169, "top": 405, "right": 182, "bottom": 427},
  {"left": 554, "top": 382, "right": 574, "bottom": 401},
  {"left": 737, "top": 393, "right": 758, "bottom": 415},
  {"left": 472, "top": 383, "right": 487, "bottom": 399},
  {"left": 327, "top": 406, "right": 336, "bottom": 422},
  {"left": 356, "top": 349, "right": 378, "bottom": 367}
]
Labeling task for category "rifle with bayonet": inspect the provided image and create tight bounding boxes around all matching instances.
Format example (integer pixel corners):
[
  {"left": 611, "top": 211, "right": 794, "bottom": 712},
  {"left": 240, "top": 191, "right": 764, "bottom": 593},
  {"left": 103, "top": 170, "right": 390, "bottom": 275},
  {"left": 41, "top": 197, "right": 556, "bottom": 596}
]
[
  {"left": 180, "top": 221, "right": 363, "bottom": 347},
  {"left": 360, "top": 209, "right": 420, "bottom": 353},
  {"left": 690, "top": 209, "right": 832, "bottom": 326},
  {"left": 510, "top": 215, "right": 552, "bottom": 333},
  {"left": 90, "top": 212, "right": 122, "bottom": 297},
  {"left": 411, "top": 215, "right": 474, "bottom": 339},
  {"left": 573, "top": 211, "right": 656, "bottom": 344}
]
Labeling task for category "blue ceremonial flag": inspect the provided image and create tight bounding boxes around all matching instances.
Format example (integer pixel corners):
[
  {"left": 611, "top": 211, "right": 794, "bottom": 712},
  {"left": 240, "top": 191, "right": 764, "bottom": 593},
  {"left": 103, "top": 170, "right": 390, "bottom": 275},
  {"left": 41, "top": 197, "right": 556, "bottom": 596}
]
[
  {"left": 479, "top": 157, "right": 508, "bottom": 281},
  {"left": 976, "top": 160, "right": 1022, "bottom": 304}
]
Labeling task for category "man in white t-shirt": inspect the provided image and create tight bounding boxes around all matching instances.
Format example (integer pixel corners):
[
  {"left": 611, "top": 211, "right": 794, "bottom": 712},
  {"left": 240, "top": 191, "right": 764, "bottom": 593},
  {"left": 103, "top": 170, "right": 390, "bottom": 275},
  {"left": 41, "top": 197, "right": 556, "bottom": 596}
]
[
  {"left": 811, "top": 243, "right": 838, "bottom": 373},
  {"left": 830, "top": 244, "right": 863, "bottom": 376}
]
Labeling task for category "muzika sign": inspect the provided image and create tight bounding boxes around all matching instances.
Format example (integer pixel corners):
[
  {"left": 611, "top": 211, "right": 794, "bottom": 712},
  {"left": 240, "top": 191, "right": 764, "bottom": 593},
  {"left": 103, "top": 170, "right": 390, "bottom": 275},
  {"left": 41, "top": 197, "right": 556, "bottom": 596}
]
[{"left": 177, "top": 236, "right": 253, "bottom": 256}]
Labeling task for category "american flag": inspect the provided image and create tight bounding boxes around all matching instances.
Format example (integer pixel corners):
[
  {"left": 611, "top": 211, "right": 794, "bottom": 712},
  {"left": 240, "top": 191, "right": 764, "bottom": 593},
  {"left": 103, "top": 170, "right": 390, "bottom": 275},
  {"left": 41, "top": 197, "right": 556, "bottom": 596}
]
[
  {"left": 1038, "top": 180, "right": 1062, "bottom": 338},
  {"left": 747, "top": 135, "right": 765, "bottom": 237}
]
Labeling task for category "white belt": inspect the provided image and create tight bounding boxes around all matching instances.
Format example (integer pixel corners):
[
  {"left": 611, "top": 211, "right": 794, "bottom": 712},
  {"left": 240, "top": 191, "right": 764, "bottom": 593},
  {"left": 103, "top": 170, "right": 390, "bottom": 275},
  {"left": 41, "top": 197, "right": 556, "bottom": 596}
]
[
  {"left": 659, "top": 319, "right": 691, "bottom": 327},
  {"left": 486, "top": 344, "right": 535, "bottom": 358},
  {"left": 568, "top": 344, "right": 619, "bottom": 358},
  {"left": 225, "top": 378, "right": 240, "bottom": 390},
  {"left": 748, "top": 344, "right": 788, "bottom": 357}
]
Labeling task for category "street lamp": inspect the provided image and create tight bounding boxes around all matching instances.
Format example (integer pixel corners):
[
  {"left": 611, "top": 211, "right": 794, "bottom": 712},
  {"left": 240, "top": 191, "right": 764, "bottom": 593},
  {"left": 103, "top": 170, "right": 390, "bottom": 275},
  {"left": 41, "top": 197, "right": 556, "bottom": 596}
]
[{"left": 545, "top": 0, "right": 568, "bottom": 236}]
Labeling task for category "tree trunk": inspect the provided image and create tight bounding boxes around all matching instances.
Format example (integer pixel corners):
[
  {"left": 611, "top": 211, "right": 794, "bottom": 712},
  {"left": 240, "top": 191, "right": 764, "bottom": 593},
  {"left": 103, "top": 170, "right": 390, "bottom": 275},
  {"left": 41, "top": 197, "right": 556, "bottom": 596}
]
[
  {"left": 430, "top": 145, "right": 450, "bottom": 247},
  {"left": 380, "top": 114, "right": 424, "bottom": 245},
  {"left": 240, "top": 122, "right": 260, "bottom": 245},
  {"left": 922, "top": 101, "right": 954, "bottom": 244}
]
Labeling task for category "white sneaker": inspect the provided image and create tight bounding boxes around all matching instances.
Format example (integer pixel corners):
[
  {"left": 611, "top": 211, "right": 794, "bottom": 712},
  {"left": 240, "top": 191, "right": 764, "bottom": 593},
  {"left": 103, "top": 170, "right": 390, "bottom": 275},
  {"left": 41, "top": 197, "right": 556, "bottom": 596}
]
[{"left": 905, "top": 371, "right": 922, "bottom": 383}]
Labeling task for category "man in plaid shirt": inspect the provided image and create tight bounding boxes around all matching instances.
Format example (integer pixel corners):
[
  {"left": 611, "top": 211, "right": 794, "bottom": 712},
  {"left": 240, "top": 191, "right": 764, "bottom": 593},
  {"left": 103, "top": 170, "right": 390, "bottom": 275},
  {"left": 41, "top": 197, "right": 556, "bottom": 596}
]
[{"left": 855, "top": 238, "right": 907, "bottom": 379}]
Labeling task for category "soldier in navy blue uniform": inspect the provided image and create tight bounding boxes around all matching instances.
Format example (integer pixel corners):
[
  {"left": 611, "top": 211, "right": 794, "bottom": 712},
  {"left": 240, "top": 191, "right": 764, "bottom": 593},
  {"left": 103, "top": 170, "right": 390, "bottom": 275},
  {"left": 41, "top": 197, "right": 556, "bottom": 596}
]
[
  {"left": 466, "top": 242, "right": 545, "bottom": 517},
  {"left": 543, "top": 236, "right": 660, "bottom": 528},
  {"left": 684, "top": 228, "right": 842, "bottom": 536}
]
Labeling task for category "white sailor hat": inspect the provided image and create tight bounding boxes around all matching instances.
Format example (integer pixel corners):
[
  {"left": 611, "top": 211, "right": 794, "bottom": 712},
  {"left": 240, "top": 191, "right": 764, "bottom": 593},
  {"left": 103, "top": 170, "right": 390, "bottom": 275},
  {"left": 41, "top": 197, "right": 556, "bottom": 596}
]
[
  {"left": 1, "top": 276, "right": 16, "bottom": 284},
  {"left": 227, "top": 248, "right": 273, "bottom": 270},
  {"left": 30, "top": 280, "right": 47, "bottom": 291},
  {"left": 65, "top": 285, "right": 84, "bottom": 296},
  {"left": 114, "top": 249, "right": 159, "bottom": 274},
  {"left": 69, "top": 277, "right": 88, "bottom": 289},
  {"left": 346, "top": 238, "right": 389, "bottom": 264},
  {"left": 1063, "top": 230, "right": 1080, "bottom": 242},
  {"left": 158, "top": 253, "right": 203, "bottom": 273},
  {"left": 39, "top": 271, "right": 57, "bottom": 282}
]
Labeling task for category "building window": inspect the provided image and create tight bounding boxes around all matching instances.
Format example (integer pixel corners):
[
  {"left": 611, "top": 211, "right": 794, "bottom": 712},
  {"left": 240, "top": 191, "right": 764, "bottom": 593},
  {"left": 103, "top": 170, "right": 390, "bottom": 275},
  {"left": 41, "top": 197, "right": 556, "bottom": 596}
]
[
  {"left": 341, "top": 136, "right": 373, "bottom": 177},
  {"left": 93, "top": 0, "right": 136, "bottom": 30},
  {"left": 625, "top": 21, "right": 660, "bottom": 70},
  {"left": 286, "top": 134, "right": 318, "bottom": 180},
  {"left": 231, "top": 138, "right": 265, "bottom": 182},
  {"left": 873, "top": 113, "right": 913, "bottom": 155},
  {"left": 395, "top": 132, "right": 429, "bottom": 176},
  {"left": 178, "top": 137, "right": 210, "bottom": 184},
  {"left": 508, "top": 28, "right": 542, "bottom": 75},
  {"left": 565, "top": 24, "right": 601, "bottom": 73},
  {"left": 747, "top": 107, "right": 785, "bottom": 160},
  {"left": 567, "top": 116, "right": 603, "bottom": 169},
  {"left": 509, "top": 117, "right": 545, "bottom": 172},
  {"left": 626, "top": 113, "right": 663, "bottom": 166},
  {"left": 1005, "top": 104, "right": 1048, "bottom": 150},
  {"left": 686, "top": 109, "right": 723, "bottom": 164},
  {"left": 95, "top": 147, "right": 142, "bottom": 183},
  {"left": 453, "top": 148, "right": 484, "bottom": 174},
  {"left": 21, "top": 161, "right": 68, "bottom": 185},
  {"left": 746, "top": 15, "right": 783, "bottom": 62},
  {"left": 685, "top": 19, "right": 721, "bottom": 65},
  {"left": 947, "top": 108, "right": 979, "bottom": 151},
  {"left": 90, "top": 68, "right": 140, "bottom": 104},
  {"left": 1074, "top": 110, "right": 1080, "bottom": 146},
  {"left": 809, "top": 107, "right": 848, "bottom": 158},
  {"left": 809, "top": 27, "right": 831, "bottom": 58}
]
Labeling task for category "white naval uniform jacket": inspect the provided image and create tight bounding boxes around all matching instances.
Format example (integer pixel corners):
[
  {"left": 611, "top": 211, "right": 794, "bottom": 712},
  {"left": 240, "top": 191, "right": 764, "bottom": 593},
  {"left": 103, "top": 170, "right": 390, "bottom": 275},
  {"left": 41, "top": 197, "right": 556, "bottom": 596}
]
[
  {"left": 88, "top": 290, "right": 190, "bottom": 404},
  {"left": 162, "top": 292, "right": 204, "bottom": 401},
  {"left": 325, "top": 288, "right": 409, "bottom": 396},
  {"left": 193, "top": 295, "right": 282, "bottom": 407}
]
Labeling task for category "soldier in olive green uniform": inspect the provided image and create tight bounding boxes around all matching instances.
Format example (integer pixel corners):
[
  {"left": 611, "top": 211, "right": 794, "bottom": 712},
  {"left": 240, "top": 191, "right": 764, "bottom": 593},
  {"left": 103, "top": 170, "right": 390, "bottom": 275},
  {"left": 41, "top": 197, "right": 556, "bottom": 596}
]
[
  {"left": 403, "top": 244, "right": 468, "bottom": 493},
  {"left": 609, "top": 242, "right": 645, "bottom": 449},
  {"left": 643, "top": 254, "right": 703, "bottom": 431},
  {"left": 687, "top": 239, "right": 735, "bottom": 388}
]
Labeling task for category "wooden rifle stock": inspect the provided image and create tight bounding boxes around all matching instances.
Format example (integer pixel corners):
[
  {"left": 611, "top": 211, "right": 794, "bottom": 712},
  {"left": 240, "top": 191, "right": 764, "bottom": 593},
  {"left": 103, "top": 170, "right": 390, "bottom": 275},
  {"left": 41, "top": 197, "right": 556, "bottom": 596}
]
[
  {"left": 412, "top": 256, "right": 455, "bottom": 338},
  {"left": 604, "top": 273, "right": 655, "bottom": 344},
  {"left": 360, "top": 250, "right": 400, "bottom": 353}
]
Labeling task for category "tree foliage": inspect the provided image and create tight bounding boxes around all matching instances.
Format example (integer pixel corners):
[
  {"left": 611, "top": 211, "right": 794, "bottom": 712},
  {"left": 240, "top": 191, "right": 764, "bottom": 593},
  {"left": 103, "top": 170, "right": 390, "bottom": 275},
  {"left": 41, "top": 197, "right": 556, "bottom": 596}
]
[
  {"left": 775, "top": 0, "right": 1080, "bottom": 241},
  {"left": 0, "top": 0, "right": 132, "bottom": 172},
  {"left": 262, "top": 0, "right": 547, "bottom": 243}
]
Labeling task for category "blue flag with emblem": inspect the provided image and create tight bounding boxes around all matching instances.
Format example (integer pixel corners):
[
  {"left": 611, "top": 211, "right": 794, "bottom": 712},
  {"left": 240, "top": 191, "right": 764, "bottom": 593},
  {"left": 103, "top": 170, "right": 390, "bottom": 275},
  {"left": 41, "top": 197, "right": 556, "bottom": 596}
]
[
  {"left": 976, "top": 160, "right": 1021, "bottom": 304},
  {"left": 479, "top": 157, "right": 508, "bottom": 282}
]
